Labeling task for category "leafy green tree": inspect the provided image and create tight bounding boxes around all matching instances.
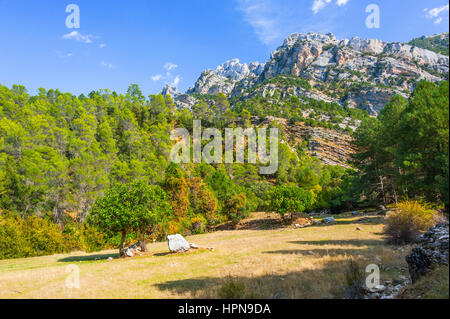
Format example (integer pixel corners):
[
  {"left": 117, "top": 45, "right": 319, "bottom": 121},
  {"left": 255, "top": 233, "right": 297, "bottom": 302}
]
[
  {"left": 88, "top": 181, "right": 171, "bottom": 256},
  {"left": 269, "top": 185, "right": 315, "bottom": 218}
]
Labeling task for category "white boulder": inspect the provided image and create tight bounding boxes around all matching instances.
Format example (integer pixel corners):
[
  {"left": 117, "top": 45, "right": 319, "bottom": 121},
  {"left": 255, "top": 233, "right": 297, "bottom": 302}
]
[{"left": 167, "top": 234, "right": 191, "bottom": 253}]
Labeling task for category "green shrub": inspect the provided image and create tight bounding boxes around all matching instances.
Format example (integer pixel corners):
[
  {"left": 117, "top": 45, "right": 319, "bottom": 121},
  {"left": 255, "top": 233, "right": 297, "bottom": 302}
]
[
  {"left": 218, "top": 277, "right": 247, "bottom": 299},
  {"left": 268, "top": 185, "right": 316, "bottom": 217},
  {"left": 384, "top": 201, "right": 442, "bottom": 244},
  {"left": 62, "top": 222, "right": 83, "bottom": 251},
  {"left": 25, "top": 216, "right": 67, "bottom": 255},
  {"left": 0, "top": 212, "right": 67, "bottom": 260},
  {"left": 0, "top": 212, "right": 32, "bottom": 259},
  {"left": 223, "top": 193, "right": 249, "bottom": 225},
  {"left": 190, "top": 215, "right": 207, "bottom": 234},
  {"left": 344, "top": 258, "right": 365, "bottom": 299},
  {"left": 80, "top": 223, "right": 107, "bottom": 253}
]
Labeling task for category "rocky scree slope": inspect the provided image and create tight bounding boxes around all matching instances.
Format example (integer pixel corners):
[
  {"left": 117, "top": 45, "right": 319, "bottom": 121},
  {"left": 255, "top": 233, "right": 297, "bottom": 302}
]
[{"left": 254, "top": 116, "right": 357, "bottom": 168}]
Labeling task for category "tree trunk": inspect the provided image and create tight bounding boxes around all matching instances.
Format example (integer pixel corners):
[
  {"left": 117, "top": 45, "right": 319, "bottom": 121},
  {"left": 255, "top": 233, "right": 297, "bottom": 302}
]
[
  {"left": 393, "top": 187, "right": 399, "bottom": 205},
  {"left": 119, "top": 231, "right": 127, "bottom": 258},
  {"left": 139, "top": 235, "right": 148, "bottom": 252},
  {"left": 379, "top": 175, "right": 387, "bottom": 206}
]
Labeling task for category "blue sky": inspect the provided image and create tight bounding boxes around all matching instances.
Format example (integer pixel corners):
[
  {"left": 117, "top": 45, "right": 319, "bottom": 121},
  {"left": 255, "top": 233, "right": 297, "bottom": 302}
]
[{"left": 0, "top": 0, "right": 448, "bottom": 96}]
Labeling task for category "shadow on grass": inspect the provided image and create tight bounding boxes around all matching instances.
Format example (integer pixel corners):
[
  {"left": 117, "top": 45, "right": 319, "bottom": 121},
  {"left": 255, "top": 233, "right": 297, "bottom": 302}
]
[
  {"left": 58, "top": 253, "right": 118, "bottom": 262},
  {"left": 265, "top": 238, "right": 386, "bottom": 258},
  {"left": 265, "top": 248, "right": 372, "bottom": 257},
  {"left": 153, "top": 258, "right": 359, "bottom": 299},
  {"left": 287, "top": 239, "right": 384, "bottom": 246},
  {"left": 153, "top": 252, "right": 172, "bottom": 257},
  {"left": 313, "top": 217, "right": 385, "bottom": 227}
]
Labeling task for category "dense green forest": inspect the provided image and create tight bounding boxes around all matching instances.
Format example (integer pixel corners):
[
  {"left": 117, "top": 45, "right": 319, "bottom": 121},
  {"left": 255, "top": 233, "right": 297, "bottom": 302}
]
[{"left": 0, "top": 80, "right": 448, "bottom": 258}]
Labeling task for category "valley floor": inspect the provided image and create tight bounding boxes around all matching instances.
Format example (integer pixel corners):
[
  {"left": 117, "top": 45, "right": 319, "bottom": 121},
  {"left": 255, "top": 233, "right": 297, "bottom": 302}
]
[{"left": 0, "top": 213, "right": 412, "bottom": 299}]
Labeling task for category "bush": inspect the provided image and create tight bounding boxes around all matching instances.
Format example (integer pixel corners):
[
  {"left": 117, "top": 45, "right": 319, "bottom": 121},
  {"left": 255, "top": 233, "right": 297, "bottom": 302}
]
[
  {"left": 344, "top": 258, "right": 365, "bottom": 299},
  {"left": 268, "top": 185, "right": 315, "bottom": 217},
  {"left": 80, "top": 223, "right": 107, "bottom": 253},
  {"left": 190, "top": 215, "right": 207, "bottom": 234},
  {"left": 223, "top": 193, "right": 249, "bottom": 225},
  {"left": 218, "top": 277, "right": 247, "bottom": 299},
  {"left": 384, "top": 201, "right": 442, "bottom": 244},
  {"left": 62, "top": 222, "right": 83, "bottom": 251},
  {"left": 0, "top": 212, "right": 32, "bottom": 259},
  {"left": 188, "top": 177, "right": 218, "bottom": 223},
  {"left": 0, "top": 212, "right": 67, "bottom": 260}
]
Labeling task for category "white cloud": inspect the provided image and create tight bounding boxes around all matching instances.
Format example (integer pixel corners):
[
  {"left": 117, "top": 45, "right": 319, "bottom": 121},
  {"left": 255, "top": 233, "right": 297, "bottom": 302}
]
[
  {"left": 424, "top": 4, "right": 449, "bottom": 24},
  {"left": 101, "top": 61, "right": 115, "bottom": 69},
  {"left": 313, "top": 0, "right": 348, "bottom": 13},
  {"left": 236, "top": 0, "right": 347, "bottom": 46},
  {"left": 336, "top": 0, "right": 349, "bottom": 7},
  {"left": 56, "top": 51, "right": 73, "bottom": 59},
  {"left": 151, "top": 70, "right": 180, "bottom": 87},
  {"left": 312, "top": 0, "right": 332, "bottom": 14},
  {"left": 236, "top": 0, "right": 280, "bottom": 45},
  {"left": 99, "top": 43, "right": 106, "bottom": 48},
  {"left": 426, "top": 4, "right": 449, "bottom": 17},
  {"left": 151, "top": 74, "right": 163, "bottom": 81},
  {"left": 164, "top": 62, "right": 178, "bottom": 71},
  {"left": 62, "top": 31, "right": 97, "bottom": 44}
]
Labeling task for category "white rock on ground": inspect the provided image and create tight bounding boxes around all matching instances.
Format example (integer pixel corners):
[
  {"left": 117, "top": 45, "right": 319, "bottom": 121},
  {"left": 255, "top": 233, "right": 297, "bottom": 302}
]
[
  {"left": 167, "top": 234, "right": 191, "bottom": 253},
  {"left": 125, "top": 248, "right": 134, "bottom": 257}
]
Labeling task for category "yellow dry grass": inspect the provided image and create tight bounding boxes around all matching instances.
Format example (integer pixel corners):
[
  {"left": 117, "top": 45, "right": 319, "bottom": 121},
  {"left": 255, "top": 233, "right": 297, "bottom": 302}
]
[{"left": 0, "top": 213, "right": 411, "bottom": 299}]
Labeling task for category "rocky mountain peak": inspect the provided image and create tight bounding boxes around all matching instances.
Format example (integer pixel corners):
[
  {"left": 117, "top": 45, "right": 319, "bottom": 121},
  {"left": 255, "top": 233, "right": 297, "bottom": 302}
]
[
  {"left": 161, "top": 84, "right": 179, "bottom": 98},
  {"left": 282, "top": 32, "right": 338, "bottom": 47},
  {"left": 175, "top": 32, "right": 448, "bottom": 115},
  {"left": 215, "top": 59, "right": 250, "bottom": 81},
  {"left": 186, "top": 58, "right": 265, "bottom": 95},
  {"left": 344, "top": 37, "right": 385, "bottom": 54}
]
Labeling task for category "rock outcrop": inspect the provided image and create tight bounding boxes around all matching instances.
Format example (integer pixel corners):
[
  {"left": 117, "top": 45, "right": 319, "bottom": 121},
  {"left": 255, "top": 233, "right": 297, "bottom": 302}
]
[
  {"left": 187, "top": 59, "right": 264, "bottom": 96},
  {"left": 161, "top": 84, "right": 179, "bottom": 98},
  {"left": 405, "top": 222, "right": 449, "bottom": 283},
  {"left": 255, "top": 116, "right": 357, "bottom": 168}
]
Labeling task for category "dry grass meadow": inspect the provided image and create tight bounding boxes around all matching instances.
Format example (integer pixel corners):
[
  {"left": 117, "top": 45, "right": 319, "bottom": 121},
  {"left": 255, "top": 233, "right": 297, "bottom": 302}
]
[{"left": 0, "top": 212, "right": 412, "bottom": 299}]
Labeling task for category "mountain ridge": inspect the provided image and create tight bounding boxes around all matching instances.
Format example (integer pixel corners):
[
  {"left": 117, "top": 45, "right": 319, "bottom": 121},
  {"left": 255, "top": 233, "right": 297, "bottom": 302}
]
[{"left": 164, "top": 32, "right": 449, "bottom": 115}]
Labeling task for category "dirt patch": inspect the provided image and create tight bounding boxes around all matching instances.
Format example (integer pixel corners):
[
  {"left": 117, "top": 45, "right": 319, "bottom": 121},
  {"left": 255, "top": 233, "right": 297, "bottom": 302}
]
[
  {"left": 211, "top": 212, "right": 320, "bottom": 231},
  {"left": 211, "top": 212, "right": 284, "bottom": 231}
]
